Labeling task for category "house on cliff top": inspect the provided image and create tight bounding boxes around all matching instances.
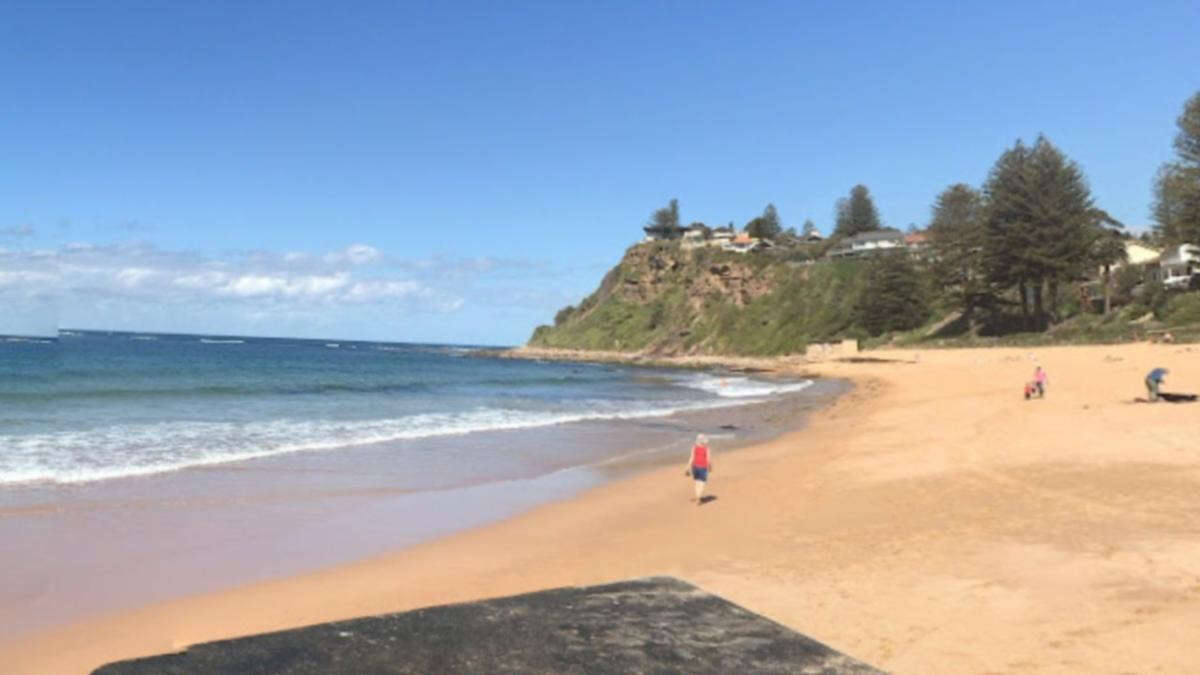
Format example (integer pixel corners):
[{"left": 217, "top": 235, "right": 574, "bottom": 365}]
[
  {"left": 722, "top": 232, "right": 770, "bottom": 254},
  {"left": 1151, "top": 243, "right": 1200, "bottom": 289},
  {"left": 826, "top": 229, "right": 906, "bottom": 258}
]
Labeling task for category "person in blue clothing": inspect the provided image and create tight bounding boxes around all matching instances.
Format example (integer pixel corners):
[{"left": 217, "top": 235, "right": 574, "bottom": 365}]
[{"left": 1145, "top": 367, "right": 1168, "bottom": 402}]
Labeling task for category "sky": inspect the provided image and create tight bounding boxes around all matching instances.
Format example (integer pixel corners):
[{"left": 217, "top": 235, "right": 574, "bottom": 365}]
[{"left": 2, "top": 1, "right": 1198, "bottom": 343}]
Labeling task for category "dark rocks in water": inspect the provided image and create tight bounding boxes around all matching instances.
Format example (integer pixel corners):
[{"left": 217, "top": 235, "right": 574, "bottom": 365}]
[{"left": 93, "top": 577, "right": 881, "bottom": 674}]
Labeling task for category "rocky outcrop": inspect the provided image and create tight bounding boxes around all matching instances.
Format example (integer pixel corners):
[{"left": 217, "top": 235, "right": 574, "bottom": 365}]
[
  {"left": 598, "top": 245, "right": 769, "bottom": 309},
  {"left": 530, "top": 241, "right": 864, "bottom": 356}
]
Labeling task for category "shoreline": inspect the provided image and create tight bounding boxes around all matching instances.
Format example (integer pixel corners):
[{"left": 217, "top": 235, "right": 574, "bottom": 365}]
[
  {"left": 0, "top": 361, "right": 839, "bottom": 647},
  {"left": 5, "top": 343, "right": 1200, "bottom": 673},
  {"left": 494, "top": 344, "right": 822, "bottom": 373}
]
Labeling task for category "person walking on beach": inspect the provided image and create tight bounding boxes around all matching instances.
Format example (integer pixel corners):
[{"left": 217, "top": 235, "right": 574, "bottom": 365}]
[
  {"left": 1145, "top": 367, "right": 1168, "bottom": 402},
  {"left": 1033, "top": 366, "right": 1047, "bottom": 397},
  {"left": 685, "top": 434, "right": 712, "bottom": 504}
]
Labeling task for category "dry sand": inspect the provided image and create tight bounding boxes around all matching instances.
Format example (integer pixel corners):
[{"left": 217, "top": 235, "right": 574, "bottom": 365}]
[{"left": 3, "top": 343, "right": 1199, "bottom": 674}]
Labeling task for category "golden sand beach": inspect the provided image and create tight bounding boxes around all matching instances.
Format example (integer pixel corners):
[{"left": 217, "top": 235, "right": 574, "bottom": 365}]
[{"left": 3, "top": 343, "right": 1199, "bottom": 673}]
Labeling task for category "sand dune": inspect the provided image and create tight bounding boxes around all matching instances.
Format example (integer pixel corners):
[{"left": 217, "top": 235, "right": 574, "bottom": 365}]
[{"left": 3, "top": 343, "right": 1199, "bottom": 674}]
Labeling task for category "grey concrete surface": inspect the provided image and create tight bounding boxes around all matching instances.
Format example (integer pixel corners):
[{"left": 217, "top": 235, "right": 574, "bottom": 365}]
[{"left": 93, "top": 576, "right": 882, "bottom": 674}]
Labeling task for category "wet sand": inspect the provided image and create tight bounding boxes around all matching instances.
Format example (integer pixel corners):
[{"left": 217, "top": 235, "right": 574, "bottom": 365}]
[{"left": 4, "top": 343, "right": 1200, "bottom": 673}]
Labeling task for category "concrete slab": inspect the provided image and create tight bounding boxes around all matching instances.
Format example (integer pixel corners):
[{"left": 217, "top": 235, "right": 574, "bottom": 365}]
[{"left": 93, "top": 576, "right": 881, "bottom": 674}]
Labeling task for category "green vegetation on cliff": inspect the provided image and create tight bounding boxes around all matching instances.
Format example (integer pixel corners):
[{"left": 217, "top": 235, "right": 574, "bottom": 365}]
[
  {"left": 529, "top": 242, "right": 900, "bottom": 355},
  {"left": 529, "top": 238, "right": 1200, "bottom": 355}
]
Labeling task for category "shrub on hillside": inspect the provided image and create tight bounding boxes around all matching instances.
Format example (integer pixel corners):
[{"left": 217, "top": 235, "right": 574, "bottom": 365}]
[
  {"left": 1165, "top": 292, "right": 1200, "bottom": 326},
  {"left": 554, "top": 305, "right": 575, "bottom": 326},
  {"left": 1112, "top": 265, "right": 1144, "bottom": 307},
  {"left": 1134, "top": 280, "right": 1170, "bottom": 319}
]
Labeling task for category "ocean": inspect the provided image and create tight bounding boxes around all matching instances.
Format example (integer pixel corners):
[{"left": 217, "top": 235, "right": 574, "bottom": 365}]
[
  {"left": 2, "top": 331, "right": 817, "bottom": 487},
  {"left": 0, "top": 330, "right": 841, "bottom": 637}
]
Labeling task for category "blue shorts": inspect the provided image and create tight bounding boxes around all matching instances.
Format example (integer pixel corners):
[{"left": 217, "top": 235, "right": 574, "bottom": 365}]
[{"left": 691, "top": 467, "right": 708, "bottom": 482}]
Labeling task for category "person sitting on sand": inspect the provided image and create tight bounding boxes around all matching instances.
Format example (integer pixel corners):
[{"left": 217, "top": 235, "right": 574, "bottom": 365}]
[
  {"left": 1145, "top": 367, "right": 1168, "bottom": 402},
  {"left": 1033, "top": 366, "right": 1047, "bottom": 397},
  {"left": 685, "top": 434, "right": 712, "bottom": 504}
]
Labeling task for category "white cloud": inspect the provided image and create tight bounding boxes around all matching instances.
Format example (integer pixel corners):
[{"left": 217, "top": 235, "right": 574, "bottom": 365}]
[
  {"left": 12, "top": 241, "right": 464, "bottom": 326},
  {"left": 0, "top": 269, "right": 59, "bottom": 288},
  {"left": 215, "top": 273, "right": 350, "bottom": 298},
  {"left": 0, "top": 238, "right": 581, "bottom": 341},
  {"left": 173, "top": 271, "right": 228, "bottom": 289},
  {"left": 324, "top": 243, "right": 381, "bottom": 265},
  {"left": 222, "top": 275, "right": 287, "bottom": 297},
  {"left": 114, "top": 267, "right": 157, "bottom": 287}
]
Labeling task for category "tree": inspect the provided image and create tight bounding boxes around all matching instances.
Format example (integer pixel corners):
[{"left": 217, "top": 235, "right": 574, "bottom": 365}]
[
  {"left": 1153, "top": 92, "right": 1200, "bottom": 244},
  {"left": 648, "top": 198, "right": 680, "bottom": 230},
  {"left": 927, "top": 183, "right": 987, "bottom": 314},
  {"left": 981, "top": 136, "right": 1108, "bottom": 326},
  {"left": 745, "top": 203, "right": 782, "bottom": 240},
  {"left": 834, "top": 184, "right": 882, "bottom": 237},
  {"left": 801, "top": 219, "right": 817, "bottom": 238},
  {"left": 1089, "top": 230, "right": 1129, "bottom": 315},
  {"left": 855, "top": 251, "right": 929, "bottom": 336}
]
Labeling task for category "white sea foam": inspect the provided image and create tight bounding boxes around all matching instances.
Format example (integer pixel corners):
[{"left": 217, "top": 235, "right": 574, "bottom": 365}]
[
  {"left": 677, "top": 374, "right": 813, "bottom": 398},
  {"left": 199, "top": 338, "right": 244, "bottom": 344},
  {"left": 1, "top": 369, "right": 821, "bottom": 487},
  {"left": 0, "top": 394, "right": 781, "bottom": 486}
]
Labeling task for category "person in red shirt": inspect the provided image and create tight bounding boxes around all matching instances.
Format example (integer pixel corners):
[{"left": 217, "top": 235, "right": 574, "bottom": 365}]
[{"left": 685, "top": 434, "right": 713, "bottom": 503}]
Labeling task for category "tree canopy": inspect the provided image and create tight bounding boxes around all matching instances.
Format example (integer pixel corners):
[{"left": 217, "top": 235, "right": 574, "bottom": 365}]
[
  {"left": 834, "top": 184, "right": 882, "bottom": 237},
  {"left": 855, "top": 251, "right": 929, "bottom": 336},
  {"left": 745, "top": 203, "right": 782, "bottom": 240},
  {"left": 1153, "top": 91, "right": 1200, "bottom": 245},
  {"left": 648, "top": 198, "right": 680, "bottom": 230},
  {"left": 981, "top": 136, "right": 1118, "bottom": 323},
  {"left": 928, "top": 183, "right": 987, "bottom": 312}
]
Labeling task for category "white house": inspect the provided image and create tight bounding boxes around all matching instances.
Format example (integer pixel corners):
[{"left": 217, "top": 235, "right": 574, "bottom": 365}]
[
  {"left": 826, "top": 229, "right": 906, "bottom": 258},
  {"left": 1151, "top": 243, "right": 1200, "bottom": 289},
  {"left": 709, "top": 227, "right": 736, "bottom": 243},
  {"left": 679, "top": 225, "right": 710, "bottom": 249},
  {"left": 721, "top": 232, "right": 766, "bottom": 254},
  {"left": 1104, "top": 240, "right": 1162, "bottom": 275}
]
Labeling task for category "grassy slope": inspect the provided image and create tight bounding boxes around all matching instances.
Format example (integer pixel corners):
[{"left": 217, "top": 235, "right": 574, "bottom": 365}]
[
  {"left": 530, "top": 243, "right": 867, "bottom": 356},
  {"left": 530, "top": 242, "right": 1200, "bottom": 355}
]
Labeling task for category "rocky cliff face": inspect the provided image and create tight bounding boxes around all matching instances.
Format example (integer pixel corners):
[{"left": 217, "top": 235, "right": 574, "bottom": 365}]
[
  {"left": 613, "top": 245, "right": 771, "bottom": 307},
  {"left": 529, "top": 241, "right": 862, "bottom": 356}
]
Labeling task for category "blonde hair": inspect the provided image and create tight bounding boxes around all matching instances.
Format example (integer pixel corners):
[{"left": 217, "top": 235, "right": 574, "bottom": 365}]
[{"left": 696, "top": 434, "right": 708, "bottom": 445}]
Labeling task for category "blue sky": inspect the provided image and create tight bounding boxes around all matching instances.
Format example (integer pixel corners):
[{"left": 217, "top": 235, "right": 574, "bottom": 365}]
[{"left": 2, "top": 1, "right": 1198, "bottom": 343}]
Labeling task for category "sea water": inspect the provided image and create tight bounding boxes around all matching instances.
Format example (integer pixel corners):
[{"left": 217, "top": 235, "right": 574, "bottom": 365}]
[
  {"left": 1, "top": 331, "right": 814, "bottom": 487},
  {"left": 0, "top": 330, "right": 835, "bottom": 636}
]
